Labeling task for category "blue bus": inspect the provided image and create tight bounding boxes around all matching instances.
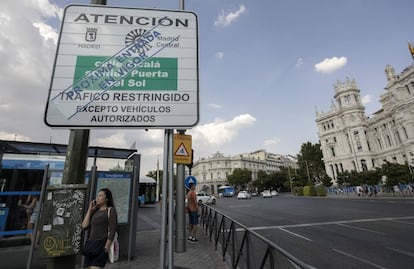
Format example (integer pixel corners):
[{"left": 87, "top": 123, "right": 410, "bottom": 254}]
[{"left": 218, "top": 185, "right": 235, "bottom": 197}]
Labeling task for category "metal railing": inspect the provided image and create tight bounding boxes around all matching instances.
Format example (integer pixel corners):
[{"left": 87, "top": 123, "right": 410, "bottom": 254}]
[{"left": 200, "top": 205, "right": 317, "bottom": 269}]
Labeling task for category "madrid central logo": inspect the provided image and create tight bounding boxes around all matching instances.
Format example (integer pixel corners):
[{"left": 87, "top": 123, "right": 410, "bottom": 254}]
[{"left": 125, "top": 29, "right": 153, "bottom": 53}]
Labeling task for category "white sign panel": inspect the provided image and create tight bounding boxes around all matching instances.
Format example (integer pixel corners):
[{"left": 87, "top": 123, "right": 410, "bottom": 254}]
[{"left": 44, "top": 5, "right": 199, "bottom": 128}]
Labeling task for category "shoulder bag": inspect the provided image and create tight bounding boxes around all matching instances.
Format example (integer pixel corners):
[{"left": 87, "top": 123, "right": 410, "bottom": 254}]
[{"left": 107, "top": 207, "right": 119, "bottom": 263}]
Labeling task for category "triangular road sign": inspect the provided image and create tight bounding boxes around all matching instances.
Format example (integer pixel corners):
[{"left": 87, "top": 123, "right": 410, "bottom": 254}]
[{"left": 175, "top": 143, "right": 189, "bottom": 156}]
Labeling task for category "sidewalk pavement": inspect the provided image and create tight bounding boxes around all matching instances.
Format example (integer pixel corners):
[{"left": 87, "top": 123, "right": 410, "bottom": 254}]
[
  {"left": 326, "top": 191, "right": 414, "bottom": 199},
  {"left": 107, "top": 229, "right": 229, "bottom": 269}
]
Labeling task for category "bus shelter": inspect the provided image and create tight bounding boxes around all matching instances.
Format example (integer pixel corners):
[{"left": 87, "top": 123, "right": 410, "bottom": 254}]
[{"left": 0, "top": 140, "right": 137, "bottom": 251}]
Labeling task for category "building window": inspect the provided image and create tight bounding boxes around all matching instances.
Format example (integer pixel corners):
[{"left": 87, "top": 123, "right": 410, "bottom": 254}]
[
  {"left": 396, "top": 131, "right": 402, "bottom": 144},
  {"left": 377, "top": 138, "right": 382, "bottom": 150},
  {"left": 340, "top": 163, "right": 344, "bottom": 172},
  {"left": 331, "top": 147, "right": 336, "bottom": 157},
  {"left": 357, "top": 141, "right": 362, "bottom": 151},
  {"left": 334, "top": 137, "right": 337, "bottom": 142},
  {"left": 361, "top": 160, "right": 367, "bottom": 171},
  {"left": 346, "top": 134, "right": 352, "bottom": 153},
  {"left": 344, "top": 94, "right": 351, "bottom": 104},
  {"left": 403, "top": 127, "right": 409, "bottom": 139},
  {"left": 386, "top": 135, "right": 392, "bottom": 147}
]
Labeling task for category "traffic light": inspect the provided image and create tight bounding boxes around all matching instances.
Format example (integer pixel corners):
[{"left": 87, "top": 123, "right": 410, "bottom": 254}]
[{"left": 186, "top": 149, "right": 194, "bottom": 170}]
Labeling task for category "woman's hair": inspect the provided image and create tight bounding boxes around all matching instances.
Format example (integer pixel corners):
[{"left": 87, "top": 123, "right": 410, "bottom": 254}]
[{"left": 99, "top": 188, "right": 115, "bottom": 207}]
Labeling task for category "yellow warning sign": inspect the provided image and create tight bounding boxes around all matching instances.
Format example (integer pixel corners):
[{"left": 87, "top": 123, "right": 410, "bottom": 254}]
[{"left": 173, "top": 134, "right": 192, "bottom": 164}]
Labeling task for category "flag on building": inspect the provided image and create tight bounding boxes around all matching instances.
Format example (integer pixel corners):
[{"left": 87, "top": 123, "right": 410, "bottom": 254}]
[{"left": 409, "top": 42, "right": 414, "bottom": 60}]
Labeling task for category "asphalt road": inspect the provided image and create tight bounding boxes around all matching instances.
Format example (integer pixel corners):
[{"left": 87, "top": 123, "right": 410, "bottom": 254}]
[{"left": 211, "top": 194, "right": 414, "bottom": 269}]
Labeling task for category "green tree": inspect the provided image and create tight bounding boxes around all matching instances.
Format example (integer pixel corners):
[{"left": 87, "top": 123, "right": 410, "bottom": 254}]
[
  {"left": 228, "top": 168, "right": 252, "bottom": 189},
  {"left": 297, "top": 142, "right": 327, "bottom": 186},
  {"left": 380, "top": 162, "right": 411, "bottom": 187},
  {"left": 359, "top": 169, "right": 382, "bottom": 185},
  {"left": 269, "top": 171, "right": 287, "bottom": 191}
]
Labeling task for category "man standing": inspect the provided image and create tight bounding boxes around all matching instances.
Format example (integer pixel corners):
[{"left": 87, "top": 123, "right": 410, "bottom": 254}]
[{"left": 186, "top": 183, "right": 199, "bottom": 243}]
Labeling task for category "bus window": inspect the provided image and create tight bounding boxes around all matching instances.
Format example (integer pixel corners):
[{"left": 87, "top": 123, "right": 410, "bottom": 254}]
[{"left": 218, "top": 186, "right": 235, "bottom": 197}]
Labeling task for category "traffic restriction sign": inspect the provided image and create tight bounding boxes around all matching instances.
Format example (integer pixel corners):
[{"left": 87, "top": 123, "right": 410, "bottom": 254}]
[{"left": 173, "top": 134, "right": 192, "bottom": 164}]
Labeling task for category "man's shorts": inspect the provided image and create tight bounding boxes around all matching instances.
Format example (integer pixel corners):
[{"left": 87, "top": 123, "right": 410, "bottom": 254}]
[{"left": 188, "top": 211, "right": 198, "bottom": 225}]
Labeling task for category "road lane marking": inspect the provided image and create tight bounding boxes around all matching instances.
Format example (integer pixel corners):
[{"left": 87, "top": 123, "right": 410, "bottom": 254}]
[
  {"left": 387, "top": 247, "right": 414, "bottom": 258},
  {"left": 278, "top": 228, "right": 313, "bottom": 242},
  {"left": 228, "top": 204, "right": 253, "bottom": 208},
  {"left": 332, "top": 248, "right": 387, "bottom": 269},
  {"left": 249, "top": 216, "right": 414, "bottom": 231},
  {"left": 389, "top": 219, "right": 414, "bottom": 225},
  {"left": 336, "top": 223, "right": 386, "bottom": 235}
]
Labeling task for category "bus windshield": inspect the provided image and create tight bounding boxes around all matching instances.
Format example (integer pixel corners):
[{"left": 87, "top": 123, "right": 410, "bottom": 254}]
[{"left": 218, "top": 186, "right": 235, "bottom": 197}]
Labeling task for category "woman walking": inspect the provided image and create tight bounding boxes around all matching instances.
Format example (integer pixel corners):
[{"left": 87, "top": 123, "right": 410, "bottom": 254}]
[{"left": 81, "top": 188, "right": 118, "bottom": 269}]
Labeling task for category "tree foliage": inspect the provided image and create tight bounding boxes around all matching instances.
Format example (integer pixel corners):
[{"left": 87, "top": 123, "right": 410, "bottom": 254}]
[
  {"left": 380, "top": 162, "right": 411, "bottom": 186},
  {"left": 228, "top": 168, "right": 252, "bottom": 189},
  {"left": 296, "top": 142, "right": 328, "bottom": 186}
]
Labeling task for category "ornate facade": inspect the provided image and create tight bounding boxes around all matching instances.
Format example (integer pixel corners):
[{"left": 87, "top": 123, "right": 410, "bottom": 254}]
[
  {"left": 192, "top": 150, "right": 297, "bottom": 193},
  {"left": 315, "top": 64, "right": 414, "bottom": 183}
]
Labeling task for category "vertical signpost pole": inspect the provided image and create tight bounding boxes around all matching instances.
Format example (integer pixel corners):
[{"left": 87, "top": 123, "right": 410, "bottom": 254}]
[
  {"left": 168, "top": 130, "right": 174, "bottom": 269},
  {"left": 175, "top": 0, "right": 187, "bottom": 255},
  {"left": 47, "top": 129, "right": 89, "bottom": 269},
  {"left": 175, "top": 130, "right": 186, "bottom": 253},
  {"left": 160, "top": 130, "right": 169, "bottom": 269}
]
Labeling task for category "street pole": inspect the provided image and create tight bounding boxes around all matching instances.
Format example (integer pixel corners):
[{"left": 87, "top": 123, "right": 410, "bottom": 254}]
[
  {"left": 175, "top": 130, "right": 186, "bottom": 253},
  {"left": 288, "top": 166, "right": 293, "bottom": 195},
  {"left": 48, "top": 129, "right": 89, "bottom": 269}
]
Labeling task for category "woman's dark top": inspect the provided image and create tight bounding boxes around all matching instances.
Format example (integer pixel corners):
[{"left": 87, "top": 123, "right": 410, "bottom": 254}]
[{"left": 89, "top": 207, "right": 117, "bottom": 241}]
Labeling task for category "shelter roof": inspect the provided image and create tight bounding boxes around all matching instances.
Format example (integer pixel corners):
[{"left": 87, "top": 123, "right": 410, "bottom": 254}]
[{"left": 0, "top": 140, "right": 136, "bottom": 159}]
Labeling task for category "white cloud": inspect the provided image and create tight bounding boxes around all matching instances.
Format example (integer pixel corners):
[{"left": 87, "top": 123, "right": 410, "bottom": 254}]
[
  {"left": 189, "top": 114, "right": 256, "bottom": 147},
  {"left": 296, "top": 58, "right": 304, "bottom": 68},
  {"left": 96, "top": 132, "right": 129, "bottom": 148},
  {"left": 0, "top": 0, "right": 61, "bottom": 144},
  {"left": 209, "top": 103, "right": 222, "bottom": 109},
  {"left": 361, "top": 94, "right": 372, "bottom": 104},
  {"left": 33, "top": 22, "right": 58, "bottom": 44},
  {"left": 264, "top": 137, "right": 281, "bottom": 146},
  {"left": 214, "top": 5, "right": 246, "bottom": 27},
  {"left": 314, "top": 56, "right": 347, "bottom": 74},
  {"left": 0, "top": 131, "right": 31, "bottom": 141},
  {"left": 216, "top": 51, "right": 224, "bottom": 60}
]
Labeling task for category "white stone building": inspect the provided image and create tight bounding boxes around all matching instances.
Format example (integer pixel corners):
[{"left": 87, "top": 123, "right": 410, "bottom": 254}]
[
  {"left": 192, "top": 150, "right": 298, "bottom": 193},
  {"left": 315, "top": 63, "right": 414, "bottom": 182}
]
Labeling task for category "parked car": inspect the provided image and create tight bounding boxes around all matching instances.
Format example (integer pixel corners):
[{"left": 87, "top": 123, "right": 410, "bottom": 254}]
[
  {"left": 237, "top": 190, "right": 252, "bottom": 199},
  {"left": 262, "top": 190, "right": 272, "bottom": 198},
  {"left": 271, "top": 190, "right": 279, "bottom": 196},
  {"left": 251, "top": 191, "right": 259, "bottom": 197},
  {"left": 196, "top": 191, "right": 216, "bottom": 205}
]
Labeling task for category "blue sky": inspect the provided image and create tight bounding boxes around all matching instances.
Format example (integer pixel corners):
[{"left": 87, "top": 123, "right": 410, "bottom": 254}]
[{"left": 0, "top": 0, "right": 413, "bottom": 174}]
